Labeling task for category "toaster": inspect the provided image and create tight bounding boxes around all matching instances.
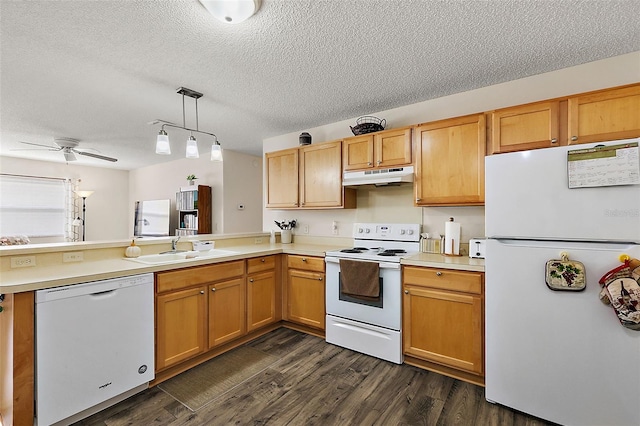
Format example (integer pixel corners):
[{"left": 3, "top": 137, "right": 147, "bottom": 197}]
[{"left": 469, "top": 238, "right": 486, "bottom": 259}]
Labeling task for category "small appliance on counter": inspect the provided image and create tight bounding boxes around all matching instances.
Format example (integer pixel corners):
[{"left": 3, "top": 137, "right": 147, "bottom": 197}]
[{"left": 468, "top": 238, "right": 486, "bottom": 258}]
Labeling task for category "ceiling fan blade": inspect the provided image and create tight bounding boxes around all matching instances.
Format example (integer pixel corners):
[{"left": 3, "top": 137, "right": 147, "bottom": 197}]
[
  {"left": 64, "top": 150, "right": 77, "bottom": 161},
  {"left": 19, "top": 141, "right": 62, "bottom": 150},
  {"left": 75, "top": 150, "right": 118, "bottom": 162}
]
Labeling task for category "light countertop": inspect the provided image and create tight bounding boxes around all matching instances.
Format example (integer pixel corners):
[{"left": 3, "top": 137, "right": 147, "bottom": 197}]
[{"left": 0, "top": 241, "right": 484, "bottom": 294}]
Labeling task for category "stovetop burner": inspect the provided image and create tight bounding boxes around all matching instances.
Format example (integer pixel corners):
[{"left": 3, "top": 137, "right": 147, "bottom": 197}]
[
  {"left": 381, "top": 249, "right": 407, "bottom": 254},
  {"left": 340, "top": 249, "right": 364, "bottom": 253}
]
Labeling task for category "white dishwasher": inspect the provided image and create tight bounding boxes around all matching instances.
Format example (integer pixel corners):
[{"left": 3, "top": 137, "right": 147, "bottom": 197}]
[{"left": 36, "top": 273, "right": 154, "bottom": 426}]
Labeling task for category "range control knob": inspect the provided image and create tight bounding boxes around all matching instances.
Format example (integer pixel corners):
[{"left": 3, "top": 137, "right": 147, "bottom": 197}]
[
  {"left": 407, "top": 229, "right": 414, "bottom": 235},
  {"left": 400, "top": 229, "right": 406, "bottom": 235},
  {"left": 365, "top": 228, "right": 371, "bottom": 233},
  {"left": 357, "top": 228, "right": 363, "bottom": 234}
]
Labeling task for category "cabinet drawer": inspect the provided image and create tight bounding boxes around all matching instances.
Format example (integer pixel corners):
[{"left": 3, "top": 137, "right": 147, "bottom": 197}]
[
  {"left": 156, "top": 260, "right": 245, "bottom": 293},
  {"left": 403, "top": 266, "right": 483, "bottom": 294},
  {"left": 287, "top": 255, "right": 324, "bottom": 272},
  {"left": 247, "top": 255, "right": 276, "bottom": 274}
]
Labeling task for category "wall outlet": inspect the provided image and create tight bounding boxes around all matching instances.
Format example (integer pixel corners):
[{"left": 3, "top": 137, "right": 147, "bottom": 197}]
[
  {"left": 255, "top": 237, "right": 263, "bottom": 244},
  {"left": 10, "top": 256, "right": 36, "bottom": 268},
  {"left": 63, "top": 252, "right": 84, "bottom": 262},
  {"left": 332, "top": 221, "right": 338, "bottom": 235},
  {"left": 303, "top": 224, "right": 309, "bottom": 234}
]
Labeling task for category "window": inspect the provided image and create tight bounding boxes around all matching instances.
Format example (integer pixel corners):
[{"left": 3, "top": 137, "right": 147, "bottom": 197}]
[{"left": 0, "top": 175, "right": 67, "bottom": 238}]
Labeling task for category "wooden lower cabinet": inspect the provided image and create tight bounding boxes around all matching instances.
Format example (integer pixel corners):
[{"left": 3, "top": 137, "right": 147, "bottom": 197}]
[
  {"left": 208, "top": 278, "right": 246, "bottom": 349},
  {"left": 403, "top": 266, "right": 484, "bottom": 380},
  {"left": 247, "top": 256, "right": 278, "bottom": 332},
  {"left": 155, "top": 260, "right": 246, "bottom": 371},
  {"left": 285, "top": 255, "right": 325, "bottom": 330},
  {"left": 156, "top": 286, "right": 207, "bottom": 371}
]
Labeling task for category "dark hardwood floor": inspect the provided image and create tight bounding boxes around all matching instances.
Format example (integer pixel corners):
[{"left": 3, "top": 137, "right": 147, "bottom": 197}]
[{"left": 77, "top": 328, "right": 553, "bottom": 426}]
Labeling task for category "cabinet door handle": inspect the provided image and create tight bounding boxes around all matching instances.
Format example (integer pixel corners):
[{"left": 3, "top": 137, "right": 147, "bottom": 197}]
[
  {"left": 367, "top": 162, "right": 372, "bottom": 166},
  {"left": 211, "top": 288, "right": 216, "bottom": 292},
  {"left": 302, "top": 257, "right": 307, "bottom": 262},
  {"left": 436, "top": 271, "right": 442, "bottom": 276},
  {"left": 377, "top": 160, "right": 382, "bottom": 165},
  {"left": 416, "top": 198, "right": 421, "bottom": 202},
  {"left": 249, "top": 278, "right": 254, "bottom": 283},
  {"left": 301, "top": 202, "right": 305, "bottom": 206},
  {"left": 317, "top": 277, "right": 323, "bottom": 281},
  {"left": 571, "top": 136, "right": 578, "bottom": 141},
  {"left": 200, "top": 290, "right": 205, "bottom": 294},
  {"left": 551, "top": 138, "right": 558, "bottom": 143},
  {"left": 261, "top": 258, "right": 265, "bottom": 262},
  {"left": 404, "top": 290, "right": 409, "bottom": 294}
]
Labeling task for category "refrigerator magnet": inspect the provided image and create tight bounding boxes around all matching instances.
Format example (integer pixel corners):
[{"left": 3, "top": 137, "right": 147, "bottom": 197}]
[{"left": 545, "top": 253, "right": 586, "bottom": 291}]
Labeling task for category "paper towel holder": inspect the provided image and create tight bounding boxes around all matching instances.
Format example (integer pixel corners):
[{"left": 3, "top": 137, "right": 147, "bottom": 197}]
[{"left": 443, "top": 217, "right": 463, "bottom": 257}]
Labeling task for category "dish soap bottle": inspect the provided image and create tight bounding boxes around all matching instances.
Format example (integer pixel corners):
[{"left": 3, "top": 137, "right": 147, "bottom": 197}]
[{"left": 125, "top": 239, "right": 141, "bottom": 258}]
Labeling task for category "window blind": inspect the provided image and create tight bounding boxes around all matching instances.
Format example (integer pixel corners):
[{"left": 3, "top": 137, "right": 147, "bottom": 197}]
[{"left": 0, "top": 175, "right": 67, "bottom": 237}]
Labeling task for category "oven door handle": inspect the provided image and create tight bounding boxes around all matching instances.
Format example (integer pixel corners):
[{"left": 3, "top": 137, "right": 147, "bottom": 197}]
[{"left": 325, "top": 256, "right": 400, "bottom": 270}]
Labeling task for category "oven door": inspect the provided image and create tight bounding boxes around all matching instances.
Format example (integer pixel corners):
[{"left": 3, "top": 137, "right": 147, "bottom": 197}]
[{"left": 325, "top": 256, "right": 401, "bottom": 330}]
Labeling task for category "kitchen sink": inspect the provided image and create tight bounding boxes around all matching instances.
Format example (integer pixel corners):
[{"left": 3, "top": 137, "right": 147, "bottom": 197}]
[{"left": 126, "top": 249, "right": 238, "bottom": 264}]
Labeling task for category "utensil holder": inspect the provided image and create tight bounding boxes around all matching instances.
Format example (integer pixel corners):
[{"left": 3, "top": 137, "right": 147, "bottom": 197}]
[{"left": 281, "top": 229, "right": 292, "bottom": 244}]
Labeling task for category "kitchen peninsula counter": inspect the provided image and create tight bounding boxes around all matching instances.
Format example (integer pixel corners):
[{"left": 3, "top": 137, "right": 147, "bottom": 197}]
[
  {"left": 0, "top": 240, "right": 349, "bottom": 294},
  {"left": 1, "top": 237, "right": 485, "bottom": 294}
]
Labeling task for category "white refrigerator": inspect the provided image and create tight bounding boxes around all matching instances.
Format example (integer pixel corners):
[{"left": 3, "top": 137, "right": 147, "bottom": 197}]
[{"left": 485, "top": 139, "right": 640, "bottom": 426}]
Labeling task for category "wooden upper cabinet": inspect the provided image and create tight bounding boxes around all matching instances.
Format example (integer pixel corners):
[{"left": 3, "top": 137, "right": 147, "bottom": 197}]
[
  {"left": 265, "top": 148, "right": 299, "bottom": 208},
  {"left": 343, "top": 127, "right": 412, "bottom": 171},
  {"left": 568, "top": 84, "right": 640, "bottom": 145},
  {"left": 299, "top": 141, "right": 343, "bottom": 208},
  {"left": 343, "top": 135, "right": 374, "bottom": 170},
  {"left": 490, "top": 101, "right": 560, "bottom": 154},
  {"left": 266, "top": 141, "right": 355, "bottom": 209},
  {"left": 414, "top": 114, "right": 485, "bottom": 206},
  {"left": 375, "top": 127, "right": 412, "bottom": 168}
]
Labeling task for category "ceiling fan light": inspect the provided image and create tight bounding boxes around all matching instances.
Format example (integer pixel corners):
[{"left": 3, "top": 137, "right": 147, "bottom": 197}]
[
  {"left": 64, "top": 150, "right": 77, "bottom": 162},
  {"left": 199, "top": 0, "right": 260, "bottom": 24},
  {"left": 156, "top": 130, "right": 171, "bottom": 155},
  {"left": 210, "top": 142, "right": 223, "bottom": 162},
  {"left": 186, "top": 135, "right": 199, "bottom": 158}
]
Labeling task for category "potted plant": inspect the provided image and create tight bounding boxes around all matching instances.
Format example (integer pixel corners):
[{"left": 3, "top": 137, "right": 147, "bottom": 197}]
[{"left": 187, "top": 174, "right": 198, "bottom": 185}]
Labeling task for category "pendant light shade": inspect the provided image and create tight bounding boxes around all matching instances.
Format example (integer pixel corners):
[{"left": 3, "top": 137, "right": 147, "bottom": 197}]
[
  {"left": 156, "top": 130, "right": 171, "bottom": 155},
  {"left": 186, "top": 135, "right": 199, "bottom": 158},
  {"left": 199, "top": 0, "right": 261, "bottom": 24},
  {"left": 210, "top": 141, "right": 223, "bottom": 162}
]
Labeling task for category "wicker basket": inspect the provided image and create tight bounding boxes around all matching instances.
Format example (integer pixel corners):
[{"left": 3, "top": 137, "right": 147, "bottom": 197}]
[{"left": 350, "top": 116, "right": 386, "bottom": 135}]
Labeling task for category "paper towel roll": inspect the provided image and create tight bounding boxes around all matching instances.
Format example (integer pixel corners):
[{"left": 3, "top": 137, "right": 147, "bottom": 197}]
[{"left": 444, "top": 218, "right": 461, "bottom": 255}]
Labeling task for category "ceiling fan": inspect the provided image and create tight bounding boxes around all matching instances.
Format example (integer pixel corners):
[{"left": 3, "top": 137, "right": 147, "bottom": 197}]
[{"left": 14, "top": 137, "right": 118, "bottom": 162}]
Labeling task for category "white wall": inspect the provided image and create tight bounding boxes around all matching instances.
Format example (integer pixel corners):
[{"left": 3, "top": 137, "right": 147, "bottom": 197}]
[
  {"left": 263, "top": 52, "right": 640, "bottom": 241},
  {"left": 222, "top": 150, "right": 263, "bottom": 233},
  {"left": 0, "top": 156, "right": 130, "bottom": 241},
  {"left": 129, "top": 150, "right": 263, "bottom": 235}
]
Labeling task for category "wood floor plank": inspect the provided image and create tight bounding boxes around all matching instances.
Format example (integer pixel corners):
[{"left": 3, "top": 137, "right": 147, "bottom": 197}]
[{"left": 76, "top": 329, "right": 555, "bottom": 426}]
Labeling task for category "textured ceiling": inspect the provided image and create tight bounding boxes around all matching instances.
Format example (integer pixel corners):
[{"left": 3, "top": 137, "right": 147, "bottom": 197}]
[{"left": 1, "top": 0, "right": 639, "bottom": 170}]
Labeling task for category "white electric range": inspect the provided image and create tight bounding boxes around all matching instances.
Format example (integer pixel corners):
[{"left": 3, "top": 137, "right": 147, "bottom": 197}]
[{"left": 324, "top": 222, "right": 420, "bottom": 364}]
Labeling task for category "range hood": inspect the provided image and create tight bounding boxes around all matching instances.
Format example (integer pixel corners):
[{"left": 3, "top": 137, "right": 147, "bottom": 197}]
[{"left": 342, "top": 166, "right": 414, "bottom": 187}]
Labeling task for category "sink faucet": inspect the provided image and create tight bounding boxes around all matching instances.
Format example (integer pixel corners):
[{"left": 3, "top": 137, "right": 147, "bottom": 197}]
[
  {"left": 171, "top": 236, "right": 180, "bottom": 251},
  {"left": 160, "top": 236, "right": 185, "bottom": 254}
]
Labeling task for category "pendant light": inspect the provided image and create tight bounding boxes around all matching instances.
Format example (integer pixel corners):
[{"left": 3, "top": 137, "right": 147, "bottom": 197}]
[
  {"left": 154, "top": 87, "right": 221, "bottom": 161},
  {"left": 186, "top": 135, "right": 199, "bottom": 158},
  {"left": 199, "top": 0, "right": 261, "bottom": 24},
  {"left": 210, "top": 141, "right": 223, "bottom": 162}
]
